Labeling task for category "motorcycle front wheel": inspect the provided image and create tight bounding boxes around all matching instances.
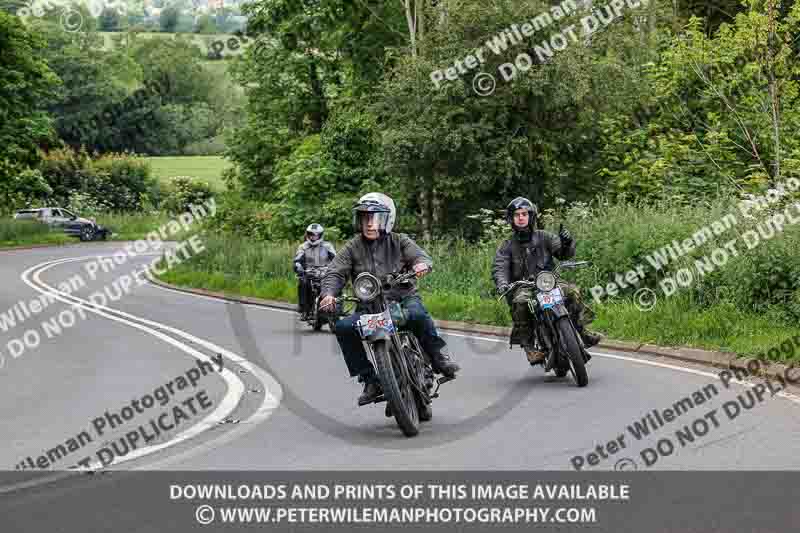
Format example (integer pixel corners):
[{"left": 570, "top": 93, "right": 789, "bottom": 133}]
[
  {"left": 555, "top": 318, "right": 588, "bottom": 387},
  {"left": 373, "top": 340, "right": 420, "bottom": 437}
]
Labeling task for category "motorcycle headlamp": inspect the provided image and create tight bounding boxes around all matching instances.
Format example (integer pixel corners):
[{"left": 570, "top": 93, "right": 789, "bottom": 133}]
[
  {"left": 536, "top": 271, "right": 557, "bottom": 292},
  {"left": 353, "top": 272, "right": 381, "bottom": 302}
]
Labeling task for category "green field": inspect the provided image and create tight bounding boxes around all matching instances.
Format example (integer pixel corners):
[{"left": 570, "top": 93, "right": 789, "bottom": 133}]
[
  {"left": 99, "top": 32, "right": 247, "bottom": 59},
  {"left": 146, "top": 156, "right": 230, "bottom": 191}
]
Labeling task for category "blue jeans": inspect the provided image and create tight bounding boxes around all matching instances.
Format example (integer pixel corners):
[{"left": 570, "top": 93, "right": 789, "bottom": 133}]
[{"left": 334, "top": 295, "right": 447, "bottom": 383}]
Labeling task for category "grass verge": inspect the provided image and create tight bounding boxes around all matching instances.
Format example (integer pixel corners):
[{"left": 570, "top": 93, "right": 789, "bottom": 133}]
[
  {"left": 156, "top": 234, "right": 800, "bottom": 363},
  {"left": 0, "top": 220, "right": 71, "bottom": 248},
  {"left": 98, "top": 213, "right": 172, "bottom": 241}
]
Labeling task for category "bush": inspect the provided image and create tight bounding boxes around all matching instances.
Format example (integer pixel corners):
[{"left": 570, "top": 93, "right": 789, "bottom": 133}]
[
  {"left": 0, "top": 159, "right": 53, "bottom": 212},
  {"left": 38, "top": 147, "right": 93, "bottom": 204},
  {"left": 205, "top": 192, "right": 272, "bottom": 240},
  {"left": 39, "top": 148, "right": 157, "bottom": 212},
  {"left": 163, "top": 176, "right": 215, "bottom": 214}
]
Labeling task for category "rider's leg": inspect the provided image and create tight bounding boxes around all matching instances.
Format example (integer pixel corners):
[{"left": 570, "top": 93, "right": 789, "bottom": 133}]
[
  {"left": 560, "top": 283, "right": 602, "bottom": 348},
  {"left": 511, "top": 287, "right": 544, "bottom": 363},
  {"left": 306, "top": 278, "right": 317, "bottom": 316},
  {"left": 334, "top": 312, "right": 382, "bottom": 403},
  {"left": 296, "top": 277, "right": 305, "bottom": 315},
  {"left": 402, "top": 296, "right": 460, "bottom": 377}
]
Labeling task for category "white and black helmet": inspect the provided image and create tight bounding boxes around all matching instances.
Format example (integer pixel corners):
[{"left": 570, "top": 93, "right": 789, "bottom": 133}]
[
  {"left": 353, "top": 192, "right": 396, "bottom": 235},
  {"left": 306, "top": 223, "right": 324, "bottom": 245}
]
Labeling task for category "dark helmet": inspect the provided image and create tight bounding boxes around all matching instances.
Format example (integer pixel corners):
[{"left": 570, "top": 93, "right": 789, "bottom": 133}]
[
  {"left": 305, "top": 223, "right": 324, "bottom": 245},
  {"left": 506, "top": 197, "right": 538, "bottom": 232},
  {"left": 352, "top": 192, "right": 396, "bottom": 235}
]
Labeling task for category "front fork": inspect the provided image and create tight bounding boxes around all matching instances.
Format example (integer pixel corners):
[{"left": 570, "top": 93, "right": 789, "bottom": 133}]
[{"left": 531, "top": 301, "right": 580, "bottom": 371}]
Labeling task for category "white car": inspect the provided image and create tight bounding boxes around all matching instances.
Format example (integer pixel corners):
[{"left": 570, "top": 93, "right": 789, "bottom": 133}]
[{"left": 13, "top": 207, "right": 110, "bottom": 241}]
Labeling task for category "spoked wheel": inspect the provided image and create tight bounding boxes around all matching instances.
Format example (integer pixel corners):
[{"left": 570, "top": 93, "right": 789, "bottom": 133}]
[
  {"left": 373, "top": 340, "right": 419, "bottom": 437},
  {"left": 556, "top": 318, "right": 588, "bottom": 387}
]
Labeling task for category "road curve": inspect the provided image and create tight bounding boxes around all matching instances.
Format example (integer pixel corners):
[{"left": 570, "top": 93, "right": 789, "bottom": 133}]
[{"left": 1, "top": 243, "right": 800, "bottom": 476}]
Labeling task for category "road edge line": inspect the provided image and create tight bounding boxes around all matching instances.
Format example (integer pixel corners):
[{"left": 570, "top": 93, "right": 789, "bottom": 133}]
[{"left": 147, "top": 276, "right": 800, "bottom": 386}]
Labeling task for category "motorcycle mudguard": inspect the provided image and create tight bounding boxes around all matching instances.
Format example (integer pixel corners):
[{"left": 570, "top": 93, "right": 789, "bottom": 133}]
[
  {"left": 544, "top": 303, "right": 570, "bottom": 319},
  {"left": 364, "top": 330, "right": 392, "bottom": 342}
]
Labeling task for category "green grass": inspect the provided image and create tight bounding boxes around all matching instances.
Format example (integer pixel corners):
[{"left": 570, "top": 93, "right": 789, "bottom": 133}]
[
  {"left": 593, "top": 296, "right": 800, "bottom": 361},
  {"left": 155, "top": 232, "right": 800, "bottom": 362},
  {"left": 146, "top": 156, "right": 229, "bottom": 191},
  {"left": 0, "top": 219, "right": 70, "bottom": 248},
  {"left": 0, "top": 213, "right": 178, "bottom": 248},
  {"left": 97, "top": 213, "right": 172, "bottom": 241}
]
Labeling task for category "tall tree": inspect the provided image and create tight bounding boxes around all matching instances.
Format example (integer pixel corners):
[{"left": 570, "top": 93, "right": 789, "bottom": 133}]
[{"left": 0, "top": 10, "right": 60, "bottom": 168}]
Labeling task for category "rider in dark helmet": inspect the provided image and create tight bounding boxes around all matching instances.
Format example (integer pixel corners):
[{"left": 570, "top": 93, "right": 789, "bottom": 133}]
[
  {"left": 492, "top": 197, "right": 602, "bottom": 364},
  {"left": 318, "top": 193, "right": 460, "bottom": 405},
  {"left": 293, "top": 223, "right": 336, "bottom": 319}
]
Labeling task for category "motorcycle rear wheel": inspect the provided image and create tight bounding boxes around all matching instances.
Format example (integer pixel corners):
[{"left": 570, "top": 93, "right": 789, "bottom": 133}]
[
  {"left": 373, "top": 340, "right": 419, "bottom": 437},
  {"left": 556, "top": 319, "right": 588, "bottom": 387}
]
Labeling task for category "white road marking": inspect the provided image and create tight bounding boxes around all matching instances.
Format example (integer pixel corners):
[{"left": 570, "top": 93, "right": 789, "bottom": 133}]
[
  {"left": 442, "top": 331, "right": 800, "bottom": 405},
  {"left": 18, "top": 256, "right": 282, "bottom": 472}
]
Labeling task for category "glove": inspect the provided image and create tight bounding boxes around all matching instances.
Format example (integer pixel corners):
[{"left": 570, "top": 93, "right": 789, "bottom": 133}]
[
  {"left": 295, "top": 264, "right": 305, "bottom": 277},
  {"left": 559, "top": 224, "right": 572, "bottom": 246},
  {"left": 498, "top": 283, "right": 511, "bottom": 296}
]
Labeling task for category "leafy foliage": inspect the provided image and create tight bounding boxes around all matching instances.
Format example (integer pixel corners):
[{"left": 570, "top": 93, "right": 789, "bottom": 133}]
[
  {"left": 162, "top": 176, "right": 215, "bottom": 214},
  {"left": 0, "top": 10, "right": 60, "bottom": 168}
]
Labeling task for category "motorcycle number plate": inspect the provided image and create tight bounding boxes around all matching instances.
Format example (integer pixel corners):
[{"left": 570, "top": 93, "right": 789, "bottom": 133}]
[
  {"left": 357, "top": 311, "right": 396, "bottom": 337},
  {"left": 537, "top": 287, "right": 563, "bottom": 309}
]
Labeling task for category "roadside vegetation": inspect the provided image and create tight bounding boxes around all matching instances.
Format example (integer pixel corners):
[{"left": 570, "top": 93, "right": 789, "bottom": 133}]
[
  {"left": 0, "top": 219, "right": 70, "bottom": 247},
  {"left": 5, "top": 2, "right": 800, "bottom": 360},
  {"left": 162, "top": 194, "right": 800, "bottom": 362},
  {"left": 146, "top": 156, "right": 229, "bottom": 192}
]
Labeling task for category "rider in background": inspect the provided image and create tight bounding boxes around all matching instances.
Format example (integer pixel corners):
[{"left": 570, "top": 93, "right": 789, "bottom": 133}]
[
  {"left": 293, "top": 223, "right": 336, "bottom": 320},
  {"left": 318, "top": 193, "right": 460, "bottom": 405},
  {"left": 492, "top": 197, "right": 602, "bottom": 364}
]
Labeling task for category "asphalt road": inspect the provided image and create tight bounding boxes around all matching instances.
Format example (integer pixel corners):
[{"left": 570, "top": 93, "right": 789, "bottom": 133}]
[
  {"left": 1, "top": 243, "right": 799, "bottom": 531},
  {"left": 1, "top": 242, "right": 798, "bottom": 473}
]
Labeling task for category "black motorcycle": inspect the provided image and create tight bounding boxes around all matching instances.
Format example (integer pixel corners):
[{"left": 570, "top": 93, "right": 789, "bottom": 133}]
[
  {"left": 498, "top": 260, "right": 592, "bottom": 387},
  {"left": 337, "top": 270, "right": 453, "bottom": 437},
  {"left": 303, "top": 267, "right": 344, "bottom": 332}
]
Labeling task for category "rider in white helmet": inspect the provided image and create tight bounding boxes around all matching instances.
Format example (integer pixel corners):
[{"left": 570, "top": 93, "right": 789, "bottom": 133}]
[
  {"left": 319, "top": 193, "right": 460, "bottom": 405},
  {"left": 293, "top": 223, "right": 336, "bottom": 319}
]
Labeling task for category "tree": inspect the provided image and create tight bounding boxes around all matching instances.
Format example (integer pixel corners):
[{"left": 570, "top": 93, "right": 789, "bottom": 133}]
[
  {"left": 160, "top": 6, "right": 179, "bottom": 32},
  {"left": 229, "top": 0, "right": 406, "bottom": 198},
  {"left": 194, "top": 14, "right": 217, "bottom": 34},
  {"left": 98, "top": 7, "right": 121, "bottom": 31},
  {"left": 0, "top": 10, "right": 60, "bottom": 168},
  {"left": 33, "top": 17, "right": 140, "bottom": 151}
]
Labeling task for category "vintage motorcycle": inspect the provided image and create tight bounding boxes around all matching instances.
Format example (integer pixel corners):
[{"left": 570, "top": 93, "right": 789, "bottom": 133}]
[
  {"left": 498, "top": 260, "right": 593, "bottom": 387},
  {"left": 337, "top": 270, "right": 454, "bottom": 437},
  {"left": 303, "top": 266, "right": 344, "bottom": 332}
]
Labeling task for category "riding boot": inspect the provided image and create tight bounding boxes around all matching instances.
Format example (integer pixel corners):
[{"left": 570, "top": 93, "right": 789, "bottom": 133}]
[
  {"left": 576, "top": 325, "right": 603, "bottom": 348},
  {"left": 523, "top": 343, "right": 545, "bottom": 364},
  {"left": 429, "top": 347, "right": 460, "bottom": 378},
  {"left": 358, "top": 381, "right": 382, "bottom": 406},
  {"left": 357, "top": 371, "right": 382, "bottom": 405}
]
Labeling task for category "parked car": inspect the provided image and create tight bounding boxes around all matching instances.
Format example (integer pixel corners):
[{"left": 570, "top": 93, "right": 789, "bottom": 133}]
[{"left": 13, "top": 207, "right": 111, "bottom": 242}]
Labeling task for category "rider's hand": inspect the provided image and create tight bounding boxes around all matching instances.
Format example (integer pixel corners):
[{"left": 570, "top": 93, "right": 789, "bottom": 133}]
[
  {"left": 498, "top": 283, "right": 511, "bottom": 296},
  {"left": 319, "top": 295, "right": 336, "bottom": 311},
  {"left": 413, "top": 262, "right": 430, "bottom": 278},
  {"left": 559, "top": 223, "right": 572, "bottom": 246}
]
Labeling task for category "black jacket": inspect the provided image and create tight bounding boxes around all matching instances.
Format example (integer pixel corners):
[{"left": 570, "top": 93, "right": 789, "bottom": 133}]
[
  {"left": 321, "top": 233, "right": 433, "bottom": 301},
  {"left": 492, "top": 230, "right": 576, "bottom": 290}
]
